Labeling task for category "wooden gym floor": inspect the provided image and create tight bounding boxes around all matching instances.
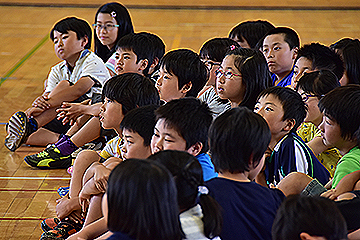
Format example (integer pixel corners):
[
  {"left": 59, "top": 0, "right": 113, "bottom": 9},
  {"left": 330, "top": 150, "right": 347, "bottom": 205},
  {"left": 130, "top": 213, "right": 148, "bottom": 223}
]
[{"left": 0, "top": 1, "right": 360, "bottom": 239}]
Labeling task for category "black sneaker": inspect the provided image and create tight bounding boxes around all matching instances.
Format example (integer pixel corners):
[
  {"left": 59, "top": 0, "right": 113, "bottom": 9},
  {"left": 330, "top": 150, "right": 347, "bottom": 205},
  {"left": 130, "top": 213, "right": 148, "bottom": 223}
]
[
  {"left": 24, "top": 145, "right": 73, "bottom": 169},
  {"left": 4, "top": 111, "right": 31, "bottom": 151}
]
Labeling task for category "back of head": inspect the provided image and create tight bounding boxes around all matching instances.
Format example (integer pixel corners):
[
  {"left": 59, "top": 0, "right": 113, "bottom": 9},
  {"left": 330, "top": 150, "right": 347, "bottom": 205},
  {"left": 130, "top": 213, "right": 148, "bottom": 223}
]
[
  {"left": 226, "top": 48, "right": 273, "bottom": 109},
  {"left": 296, "top": 43, "right": 344, "bottom": 80},
  {"left": 229, "top": 20, "right": 275, "bottom": 49},
  {"left": 257, "top": 86, "right": 307, "bottom": 132},
  {"left": 209, "top": 107, "right": 271, "bottom": 173},
  {"left": 138, "top": 32, "right": 166, "bottom": 64},
  {"left": 199, "top": 38, "right": 239, "bottom": 62},
  {"left": 102, "top": 73, "right": 160, "bottom": 115},
  {"left": 295, "top": 70, "right": 340, "bottom": 97},
  {"left": 50, "top": 17, "right": 92, "bottom": 49},
  {"left": 263, "top": 27, "right": 300, "bottom": 50},
  {"left": 272, "top": 195, "right": 347, "bottom": 240},
  {"left": 159, "top": 49, "right": 208, "bottom": 97},
  {"left": 94, "top": 2, "right": 134, "bottom": 61},
  {"left": 120, "top": 105, "right": 158, "bottom": 146},
  {"left": 318, "top": 84, "right": 360, "bottom": 143},
  {"left": 107, "top": 159, "right": 181, "bottom": 240},
  {"left": 155, "top": 97, "right": 212, "bottom": 153}
]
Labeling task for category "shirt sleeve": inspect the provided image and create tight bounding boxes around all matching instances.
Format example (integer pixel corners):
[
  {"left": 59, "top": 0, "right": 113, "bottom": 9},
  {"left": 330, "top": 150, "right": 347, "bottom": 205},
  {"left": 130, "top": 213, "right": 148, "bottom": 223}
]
[
  {"left": 44, "top": 65, "right": 62, "bottom": 93},
  {"left": 80, "top": 53, "right": 110, "bottom": 90},
  {"left": 332, "top": 153, "right": 360, "bottom": 188},
  {"left": 105, "top": 52, "right": 117, "bottom": 76}
]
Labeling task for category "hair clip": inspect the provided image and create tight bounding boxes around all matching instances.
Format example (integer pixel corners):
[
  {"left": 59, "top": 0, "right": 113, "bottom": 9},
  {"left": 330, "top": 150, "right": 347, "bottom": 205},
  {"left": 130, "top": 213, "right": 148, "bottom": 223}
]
[
  {"left": 230, "top": 45, "right": 236, "bottom": 51},
  {"left": 198, "top": 186, "right": 209, "bottom": 195},
  {"left": 111, "top": 11, "right": 117, "bottom": 18}
]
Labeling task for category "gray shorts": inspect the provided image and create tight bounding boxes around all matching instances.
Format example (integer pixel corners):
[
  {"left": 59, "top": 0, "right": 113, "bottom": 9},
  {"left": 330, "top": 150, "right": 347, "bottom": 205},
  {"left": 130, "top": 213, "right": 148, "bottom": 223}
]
[{"left": 301, "top": 179, "right": 327, "bottom": 196}]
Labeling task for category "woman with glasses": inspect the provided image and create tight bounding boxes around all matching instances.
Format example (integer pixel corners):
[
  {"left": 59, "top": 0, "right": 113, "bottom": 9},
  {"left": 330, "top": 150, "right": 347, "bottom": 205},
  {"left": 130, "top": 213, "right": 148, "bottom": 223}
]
[
  {"left": 216, "top": 47, "right": 272, "bottom": 109},
  {"left": 295, "top": 70, "right": 341, "bottom": 177},
  {"left": 94, "top": 2, "right": 134, "bottom": 75}
]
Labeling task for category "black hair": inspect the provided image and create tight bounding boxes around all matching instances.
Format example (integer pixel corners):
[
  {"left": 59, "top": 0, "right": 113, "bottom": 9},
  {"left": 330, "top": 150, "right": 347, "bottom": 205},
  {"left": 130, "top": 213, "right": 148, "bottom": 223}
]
[
  {"left": 199, "top": 38, "right": 239, "bottom": 62},
  {"left": 295, "top": 70, "right": 340, "bottom": 99},
  {"left": 229, "top": 20, "right": 275, "bottom": 49},
  {"left": 331, "top": 38, "right": 360, "bottom": 85},
  {"left": 272, "top": 195, "right": 347, "bottom": 240},
  {"left": 209, "top": 107, "right": 271, "bottom": 173},
  {"left": 94, "top": 2, "right": 134, "bottom": 62},
  {"left": 50, "top": 17, "right": 92, "bottom": 49},
  {"left": 120, "top": 105, "right": 158, "bottom": 146},
  {"left": 155, "top": 97, "right": 212, "bottom": 153},
  {"left": 159, "top": 49, "right": 208, "bottom": 97},
  {"left": 148, "top": 150, "right": 223, "bottom": 239},
  {"left": 262, "top": 27, "right": 300, "bottom": 50},
  {"left": 107, "top": 159, "right": 182, "bottom": 240},
  {"left": 138, "top": 32, "right": 166, "bottom": 65},
  {"left": 102, "top": 73, "right": 160, "bottom": 115},
  {"left": 225, "top": 48, "right": 273, "bottom": 109},
  {"left": 257, "top": 86, "right": 307, "bottom": 132},
  {"left": 318, "top": 84, "right": 360, "bottom": 143},
  {"left": 296, "top": 43, "right": 344, "bottom": 80},
  {"left": 115, "top": 33, "right": 159, "bottom": 76}
]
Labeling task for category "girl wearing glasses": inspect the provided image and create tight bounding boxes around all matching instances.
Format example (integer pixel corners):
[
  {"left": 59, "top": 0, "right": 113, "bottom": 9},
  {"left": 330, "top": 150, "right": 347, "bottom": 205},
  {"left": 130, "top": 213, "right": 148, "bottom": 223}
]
[
  {"left": 216, "top": 48, "right": 272, "bottom": 109},
  {"left": 94, "top": 2, "right": 134, "bottom": 75}
]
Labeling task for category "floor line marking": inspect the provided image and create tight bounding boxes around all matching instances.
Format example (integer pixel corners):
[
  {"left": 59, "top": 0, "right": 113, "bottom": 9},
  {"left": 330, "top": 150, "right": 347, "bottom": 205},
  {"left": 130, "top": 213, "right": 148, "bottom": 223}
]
[
  {"left": 0, "top": 189, "right": 58, "bottom": 192},
  {"left": 0, "top": 176, "right": 70, "bottom": 180}
]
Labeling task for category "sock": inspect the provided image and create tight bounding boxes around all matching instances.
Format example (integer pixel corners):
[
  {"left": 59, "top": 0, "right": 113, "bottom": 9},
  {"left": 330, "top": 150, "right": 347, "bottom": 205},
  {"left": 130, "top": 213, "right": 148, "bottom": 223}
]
[
  {"left": 56, "top": 134, "right": 70, "bottom": 145},
  {"left": 28, "top": 117, "right": 38, "bottom": 134},
  {"left": 56, "top": 139, "right": 79, "bottom": 156}
]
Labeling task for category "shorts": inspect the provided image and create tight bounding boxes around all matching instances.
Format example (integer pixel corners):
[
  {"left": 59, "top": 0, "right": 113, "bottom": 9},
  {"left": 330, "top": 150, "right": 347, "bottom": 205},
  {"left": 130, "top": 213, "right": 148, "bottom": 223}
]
[{"left": 301, "top": 178, "right": 327, "bottom": 196}]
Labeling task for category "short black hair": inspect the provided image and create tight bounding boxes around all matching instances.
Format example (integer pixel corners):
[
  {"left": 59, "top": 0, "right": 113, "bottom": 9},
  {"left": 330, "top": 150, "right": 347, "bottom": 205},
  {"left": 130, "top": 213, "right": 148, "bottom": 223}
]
[
  {"left": 296, "top": 43, "right": 344, "bottom": 80},
  {"left": 159, "top": 49, "right": 208, "bottom": 98},
  {"left": 107, "top": 159, "right": 182, "bottom": 240},
  {"left": 225, "top": 48, "right": 273, "bottom": 109},
  {"left": 257, "top": 86, "right": 307, "bottom": 132},
  {"left": 102, "top": 73, "right": 160, "bottom": 115},
  {"left": 138, "top": 32, "right": 165, "bottom": 63},
  {"left": 50, "top": 17, "right": 92, "bottom": 49},
  {"left": 148, "top": 150, "right": 223, "bottom": 239},
  {"left": 120, "top": 105, "right": 158, "bottom": 146},
  {"left": 229, "top": 20, "right": 275, "bottom": 49},
  {"left": 155, "top": 97, "right": 212, "bottom": 153},
  {"left": 199, "top": 38, "right": 239, "bottom": 62},
  {"left": 295, "top": 70, "right": 340, "bottom": 98},
  {"left": 116, "top": 33, "right": 156, "bottom": 76},
  {"left": 318, "top": 84, "right": 360, "bottom": 142},
  {"left": 263, "top": 27, "right": 300, "bottom": 50},
  {"left": 209, "top": 107, "right": 271, "bottom": 173},
  {"left": 272, "top": 195, "right": 347, "bottom": 240}
]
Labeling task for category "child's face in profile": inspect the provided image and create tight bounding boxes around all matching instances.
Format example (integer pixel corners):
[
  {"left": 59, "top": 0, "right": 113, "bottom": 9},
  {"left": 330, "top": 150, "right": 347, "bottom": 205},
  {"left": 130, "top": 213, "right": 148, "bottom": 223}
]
[
  {"left": 297, "top": 88, "right": 322, "bottom": 126},
  {"left": 115, "top": 48, "right": 144, "bottom": 75},
  {"left": 254, "top": 94, "right": 288, "bottom": 136},
  {"left": 121, "top": 128, "right": 151, "bottom": 160},
  {"left": 151, "top": 118, "right": 187, "bottom": 154},
  {"left": 201, "top": 57, "right": 221, "bottom": 87},
  {"left": 262, "top": 34, "right": 297, "bottom": 77},
  {"left": 99, "top": 97, "right": 124, "bottom": 133},
  {"left": 156, "top": 67, "right": 185, "bottom": 102},
  {"left": 53, "top": 30, "right": 86, "bottom": 65},
  {"left": 291, "top": 57, "right": 313, "bottom": 89},
  {"left": 319, "top": 115, "right": 344, "bottom": 149}
]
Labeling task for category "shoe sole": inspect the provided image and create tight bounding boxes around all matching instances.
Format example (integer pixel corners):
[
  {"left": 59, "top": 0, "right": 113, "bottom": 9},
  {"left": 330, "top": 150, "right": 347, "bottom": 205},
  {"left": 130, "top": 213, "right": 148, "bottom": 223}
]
[
  {"left": 4, "top": 111, "right": 28, "bottom": 152},
  {"left": 24, "top": 156, "right": 72, "bottom": 169}
]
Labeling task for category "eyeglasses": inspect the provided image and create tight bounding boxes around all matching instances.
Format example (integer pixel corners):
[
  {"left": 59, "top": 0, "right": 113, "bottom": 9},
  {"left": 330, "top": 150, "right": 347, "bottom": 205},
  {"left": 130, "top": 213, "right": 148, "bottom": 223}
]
[
  {"left": 301, "top": 93, "right": 318, "bottom": 102},
  {"left": 215, "top": 68, "right": 241, "bottom": 79},
  {"left": 93, "top": 23, "right": 119, "bottom": 31},
  {"left": 202, "top": 60, "right": 221, "bottom": 70}
]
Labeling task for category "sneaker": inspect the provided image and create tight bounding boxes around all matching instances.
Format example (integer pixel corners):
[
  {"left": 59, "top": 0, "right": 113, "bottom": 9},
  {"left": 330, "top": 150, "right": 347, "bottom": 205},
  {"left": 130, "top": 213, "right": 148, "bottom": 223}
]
[
  {"left": 24, "top": 145, "right": 73, "bottom": 169},
  {"left": 40, "top": 219, "right": 82, "bottom": 240},
  {"left": 41, "top": 217, "right": 60, "bottom": 232},
  {"left": 4, "top": 111, "right": 31, "bottom": 151}
]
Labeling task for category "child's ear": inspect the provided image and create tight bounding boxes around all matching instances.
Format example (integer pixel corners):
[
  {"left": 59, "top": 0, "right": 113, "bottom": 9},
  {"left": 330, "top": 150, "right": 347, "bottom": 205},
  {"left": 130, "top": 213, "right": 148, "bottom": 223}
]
[
  {"left": 81, "top": 36, "right": 89, "bottom": 48},
  {"left": 150, "top": 58, "right": 159, "bottom": 69},
  {"left": 292, "top": 47, "right": 299, "bottom": 60},
  {"left": 299, "top": 232, "right": 321, "bottom": 240},
  {"left": 187, "top": 142, "right": 203, "bottom": 156},
  {"left": 180, "top": 82, "right": 192, "bottom": 94},
  {"left": 282, "top": 118, "right": 296, "bottom": 132},
  {"left": 138, "top": 59, "right": 149, "bottom": 71}
]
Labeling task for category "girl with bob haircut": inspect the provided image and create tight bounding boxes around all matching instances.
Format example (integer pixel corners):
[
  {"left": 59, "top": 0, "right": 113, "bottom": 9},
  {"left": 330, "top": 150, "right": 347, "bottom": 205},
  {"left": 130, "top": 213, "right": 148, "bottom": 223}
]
[
  {"left": 216, "top": 48, "right": 272, "bottom": 109},
  {"left": 105, "top": 159, "right": 183, "bottom": 240}
]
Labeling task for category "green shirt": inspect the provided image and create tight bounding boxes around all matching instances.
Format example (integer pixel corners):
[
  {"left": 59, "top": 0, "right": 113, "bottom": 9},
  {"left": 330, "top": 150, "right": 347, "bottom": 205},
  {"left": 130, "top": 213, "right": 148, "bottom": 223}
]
[{"left": 332, "top": 146, "right": 360, "bottom": 188}]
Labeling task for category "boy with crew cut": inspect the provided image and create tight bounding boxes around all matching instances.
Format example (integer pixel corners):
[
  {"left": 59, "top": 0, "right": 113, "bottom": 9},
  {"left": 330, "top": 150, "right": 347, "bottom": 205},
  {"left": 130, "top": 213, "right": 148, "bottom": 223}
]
[
  {"left": 151, "top": 97, "right": 217, "bottom": 181},
  {"left": 206, "top": 107, "right": 285, "bottom": 240},
  {"left": 262, "top": 27, "right": 300, "bottom": 87},
  {"left": 291, "top": 42, "right": 344, "bottom": 88},
  {"left": 156, "top": 49, "right": 208, "bottom": 102},
  {"left": 5, "top": 17, "right": 110, "bottom": 152},
  {"left": 254, "top": 86, "right": 330, "bottom": 186},
  {"left": 23, "top": 32, "right": 164, "bottom": 168}
]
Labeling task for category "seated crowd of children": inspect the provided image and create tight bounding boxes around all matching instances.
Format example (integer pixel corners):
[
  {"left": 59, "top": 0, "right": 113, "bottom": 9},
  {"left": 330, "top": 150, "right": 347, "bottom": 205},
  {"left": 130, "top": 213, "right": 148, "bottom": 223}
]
[{"left": 5, "top": 2, "right": 360, "bottom": 240}]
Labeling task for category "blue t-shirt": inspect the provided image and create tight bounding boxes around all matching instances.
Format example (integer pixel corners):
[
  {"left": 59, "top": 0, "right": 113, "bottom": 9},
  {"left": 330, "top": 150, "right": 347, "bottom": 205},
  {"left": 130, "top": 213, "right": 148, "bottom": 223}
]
[
  {"left": 271, "top": 69, "right": 294, "bottom": 87},
  {"left": 265, "top": 132, "right": 330, "bottom": 185},
  {"left": 196, "top": 153, "right": 218, "bottom": 181},
  {"left": 206, "top": 177, "right": 285, "bottom": 240}
]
